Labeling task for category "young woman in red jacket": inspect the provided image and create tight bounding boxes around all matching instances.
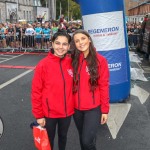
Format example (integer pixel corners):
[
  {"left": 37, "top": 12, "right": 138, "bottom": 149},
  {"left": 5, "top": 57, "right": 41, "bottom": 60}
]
[
  {"left": 72, "top": 29, "right": 110, "bottom": 150},
  {"left": 31, "top": 32, "right": 73, "bottom": 150}
]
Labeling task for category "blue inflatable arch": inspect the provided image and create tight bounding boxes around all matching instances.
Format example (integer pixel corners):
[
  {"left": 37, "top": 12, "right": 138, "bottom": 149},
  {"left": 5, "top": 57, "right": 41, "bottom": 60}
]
[{"left": 74, "top": 0, "right": 130, "bottom": 103}]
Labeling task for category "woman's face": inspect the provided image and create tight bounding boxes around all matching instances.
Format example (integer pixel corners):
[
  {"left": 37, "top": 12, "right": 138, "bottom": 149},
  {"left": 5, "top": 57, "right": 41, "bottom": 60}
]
[
  {"left": 74, "top": 33, "right": 90, "bottom": 57},
  {"left": 52, "top": 36, "right": 70, "bottom": 58}
]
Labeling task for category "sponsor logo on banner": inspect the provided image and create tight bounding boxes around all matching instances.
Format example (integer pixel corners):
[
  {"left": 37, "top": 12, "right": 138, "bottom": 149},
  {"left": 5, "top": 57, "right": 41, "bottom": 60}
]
[
  {"left": 100, "top": 50, "right": 128, "bottom": 84},
  {"left": 108, "top": 62, "right": 122, "bottom": 71},
  {"left": 88, "top": 26, "right": 119, "bottom": 36},
  {"left": 83, "top": 11, "right": 125, "bottom": 51},
  {"left": 83, "top": 11, "right": 128, "bottom": 84}
]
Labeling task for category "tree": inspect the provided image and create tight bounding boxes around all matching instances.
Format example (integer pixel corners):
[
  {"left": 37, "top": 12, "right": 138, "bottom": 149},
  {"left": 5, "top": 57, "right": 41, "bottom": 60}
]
[
  {"left": 56, "top": 0, "right": 81, "bottom": 20},
  {"left": 40, "top": 0, "right": 81, "bottom": 20},
  {"left": 69, "top": 0, "right": 81, "bottom": 20},
  {"left": 40, "top": 0, "right": 46, "bottom": 7}
]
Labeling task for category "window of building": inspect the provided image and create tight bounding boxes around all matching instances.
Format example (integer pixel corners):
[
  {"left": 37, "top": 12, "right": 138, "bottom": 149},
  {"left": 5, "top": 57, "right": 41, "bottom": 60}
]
[
  {"left": 34, "top": 0, "right": 37, "bottom": 6},
  {"left": 24, "top": 10, "right": 25, "bottom": 19},
  {"left": 37, "top": 0, "right": 41, "bottom": 6},
  {"left": 29, "top": 11, "right": 31, "bottom": 21},
  {"left": 27, "top": 11, "right": 28, "bottom": 21},
  {"left": 33, "top": 0, "right": 41, "bottom": 6},
  {"left": 0, "top": 9, "right": 1, "bottom": 22}
]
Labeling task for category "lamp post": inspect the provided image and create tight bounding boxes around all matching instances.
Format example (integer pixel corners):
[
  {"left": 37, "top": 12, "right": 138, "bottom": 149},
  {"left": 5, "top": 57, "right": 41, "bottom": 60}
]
[
  {"left": 17, "top": 0, "right": 19, "bottom": 22},
  {"left": 46, "top": 0, "right": 48, "bottom": 8},
  {"left": 68, "top": 0, "right": 69, "bottom": 21},
  {"left": 60, "top": 1, "right": 62, "bottom": 17}
]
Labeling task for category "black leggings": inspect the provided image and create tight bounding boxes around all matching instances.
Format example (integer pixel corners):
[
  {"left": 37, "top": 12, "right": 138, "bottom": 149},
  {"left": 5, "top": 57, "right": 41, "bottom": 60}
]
[
  {"left": 45, "top": 116, "right": 71, "bottom": 150},
  {"left": 73, "top": 106, "right": 101, "bottom": 150}
]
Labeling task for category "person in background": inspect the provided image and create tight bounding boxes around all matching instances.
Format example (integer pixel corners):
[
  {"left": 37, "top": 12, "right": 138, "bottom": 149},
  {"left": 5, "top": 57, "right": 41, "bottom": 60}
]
[
  {"left": 58, "top": 23, "right": 66, "bottom": 33},
  {"left": 36, "top": 13, "right": 46, "bottom": 24},
  {"left": 42, "top": 24, "right": 51, "bottom": 49},
  {"left": 59, "top": 14, "right": 65, "bottom": 24},
  {"left": 21, "top": 24, "right": 27, "bottom": 48},
  {"left": 0, "top": 23, "right": 7, "bottom": 48},
  {"left": 35, "top": 23, "right": 42, "bottom": 49},
  {"left": 141, "top": 14, "right": 148, "bottom": 34},
  {"left": 25, "top": 24, "right": 35, "bottom": 48},
  {"left": 67, "top": 24, "right": 73, "bottom": 35},
  {"left": 7, "top": 24, "right": 15, "bottom": 48},
  {"left": 15, "top": 23, "right": 22, "bottom": 50},
  {"left": 71, "top": 29, "right": 110, "bottom": 150},
  {"left": 31, "top": 32, "right": 74, "bottom": 150},
  {"left": 51, "top": 22, "right": 58, "bottom": 35},
  {"left": 127, "top": 24, "right": 134, "bottom": 47}
]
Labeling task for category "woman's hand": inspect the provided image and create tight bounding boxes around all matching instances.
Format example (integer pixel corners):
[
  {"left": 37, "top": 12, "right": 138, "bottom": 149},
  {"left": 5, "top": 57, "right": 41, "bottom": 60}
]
[
  {"left": 37, "top": 118, "right": 46, "bottom": 127},
  {"left": 101, "top": 114, "right": 108, "bottom": 125}
]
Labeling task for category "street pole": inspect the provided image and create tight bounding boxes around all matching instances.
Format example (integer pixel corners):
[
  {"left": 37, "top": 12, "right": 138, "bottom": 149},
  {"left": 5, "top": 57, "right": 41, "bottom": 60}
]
[
  {"left": 60, "top": 1, "right": 62, "bottom": 17},
  {"left": 68, "top": 0, "right": 69, "bottom": 21},
  {"left": 48, "top": 0, "right": 51, "bottom": 20},
  {"left": 46, "top": 0, "right": 47, "bottom": 8},
  {"left": 17, "top": 0, "right": 19, "bottom": 22}
]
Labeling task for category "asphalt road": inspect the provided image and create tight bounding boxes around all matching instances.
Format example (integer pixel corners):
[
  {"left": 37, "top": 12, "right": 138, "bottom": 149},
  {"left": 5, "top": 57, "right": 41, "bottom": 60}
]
[{"left": 0, "top": 52, "right": 150, "bottom": 150}]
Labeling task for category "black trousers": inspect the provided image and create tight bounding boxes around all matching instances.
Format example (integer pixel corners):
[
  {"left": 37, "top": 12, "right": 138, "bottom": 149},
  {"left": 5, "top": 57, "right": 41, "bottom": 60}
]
[
  {"left": 73, "top": 106, "right": 101, "bottom": 150},
  {"left": 45, "top": 116, "right": 71, "bottom": 150}
]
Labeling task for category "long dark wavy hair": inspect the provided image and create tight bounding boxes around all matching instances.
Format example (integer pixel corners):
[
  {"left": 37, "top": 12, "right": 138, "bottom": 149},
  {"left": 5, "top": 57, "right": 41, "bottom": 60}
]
[{"left": 72, "top": 29, "right": 100, "bottom": 93}]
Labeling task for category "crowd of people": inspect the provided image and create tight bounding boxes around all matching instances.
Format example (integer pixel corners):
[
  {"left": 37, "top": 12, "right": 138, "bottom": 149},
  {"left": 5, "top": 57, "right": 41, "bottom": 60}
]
[
  {"left": 0, "top": 15, "right": 83, "bottom": 50},
  {"left": 1, "top": 13, "right": 149, "bottom": 53},
  {"left": 127, "top": 23, "right": 142, "bottom": 48},
  {"left": 126, "top": 15, "right": 150, "bottom": 52}
]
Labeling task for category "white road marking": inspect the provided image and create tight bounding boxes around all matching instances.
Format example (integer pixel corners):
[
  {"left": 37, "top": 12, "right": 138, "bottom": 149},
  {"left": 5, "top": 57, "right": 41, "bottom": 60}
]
[
  {"left": 0, "top": 54, "right": 24, "bottom": 63},
  {"left": 0, "top": 54, "right": 14, "bottom": 57},
  {"left": 0, "top": 70, "right": 33, "bottom": 90},
  {"left": 107, "top": 103, "right": 131, "bottom": 139},
  {"left": 0, "top": 117, "right": 3, "bottom": 138},
  {"left": 142, "top": 66, "right": 150, "bottom": 73},
  {"left": 0, "top": 58, "right": 7, "bottom": 60},
  {"left": 131, "top": 84, "right": 149, "bottom": 104}
]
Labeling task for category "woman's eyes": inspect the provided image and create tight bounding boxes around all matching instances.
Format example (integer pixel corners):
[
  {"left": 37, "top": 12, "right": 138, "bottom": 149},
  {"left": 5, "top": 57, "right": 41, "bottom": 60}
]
[
  {"left": 63, "top": 43, "right": 68, "bottom": 46},
  {"left": 55, "top": 42, "right": 68, "bottom": 46},
  {"left": 75, "top": 37, "right": 86, "bottom": 43}
]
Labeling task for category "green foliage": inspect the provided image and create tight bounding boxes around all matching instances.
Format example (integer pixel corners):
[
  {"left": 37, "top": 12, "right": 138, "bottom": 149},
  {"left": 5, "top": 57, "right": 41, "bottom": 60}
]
[
  {"left": 40, "top": 0, "right": 81, "bottom": 21},
  {"left": 56, "top": 0, "right": 81, "bottom": 20},
  {"left": 41, "top": 0, "right": 46, "bottom": 7}
]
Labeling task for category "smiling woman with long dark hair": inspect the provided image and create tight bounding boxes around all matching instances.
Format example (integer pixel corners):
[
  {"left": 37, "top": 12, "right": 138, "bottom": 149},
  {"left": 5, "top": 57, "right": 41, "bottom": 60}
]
[{"left": 72, "top": 29, "right": 110, "bottom": 150}]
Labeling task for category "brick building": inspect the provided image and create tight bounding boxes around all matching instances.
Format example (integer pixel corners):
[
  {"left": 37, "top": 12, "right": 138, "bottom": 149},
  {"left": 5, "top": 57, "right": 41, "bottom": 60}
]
[{"left": 127, "top": 0, "right": 150, "bottom": 23}]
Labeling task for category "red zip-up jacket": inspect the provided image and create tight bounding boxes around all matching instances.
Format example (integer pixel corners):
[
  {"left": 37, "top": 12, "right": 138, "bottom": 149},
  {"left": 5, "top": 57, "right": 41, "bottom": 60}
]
[
  {"left": 31, "top": 52, "right": 74, "bottom": 118},
  {"left": 74, "top": 53, "right": 110, "bottom": 113}
]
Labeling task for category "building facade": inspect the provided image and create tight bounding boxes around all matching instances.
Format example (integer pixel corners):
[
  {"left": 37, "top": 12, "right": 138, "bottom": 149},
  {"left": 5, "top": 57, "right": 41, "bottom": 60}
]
[
  {"left": 0, "top": 0, "right": 56, "bottom": 23},
  {"left": 0, "top": 0, "right": 36, "bottom": 23},
  {"left": 127, "top": 0, "right": 150, "bottom": 23}
]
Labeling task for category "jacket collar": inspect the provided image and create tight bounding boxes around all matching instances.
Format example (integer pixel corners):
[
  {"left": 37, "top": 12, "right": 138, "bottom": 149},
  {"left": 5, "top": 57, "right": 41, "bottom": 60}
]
[
  {"left": 79, "top": 52, "right": 86, "bottom": 63},
  {"left": 48, "top": 50, "right": 65, "bottom": 61}
]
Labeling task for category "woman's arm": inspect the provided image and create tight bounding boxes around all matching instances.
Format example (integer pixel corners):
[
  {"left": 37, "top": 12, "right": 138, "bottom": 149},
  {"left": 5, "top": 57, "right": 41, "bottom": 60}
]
[
  {"left": 98, "top": 56, "right": 110, "bottom": 114},
  {"left": 31, "top": 64, "right": 44, "bottom": 119}
]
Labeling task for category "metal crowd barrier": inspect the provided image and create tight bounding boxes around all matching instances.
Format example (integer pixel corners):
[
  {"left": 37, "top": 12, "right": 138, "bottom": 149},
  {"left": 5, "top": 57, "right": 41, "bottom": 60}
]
[
  {"left": 128, "top": 33, "right": 142, "bottom": 50},
  {"left": 0, "top": 33, "right": 52, "bottom": 53},
  {"left": 1, "top": 33, "right": 143, "bottom": 53}
]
